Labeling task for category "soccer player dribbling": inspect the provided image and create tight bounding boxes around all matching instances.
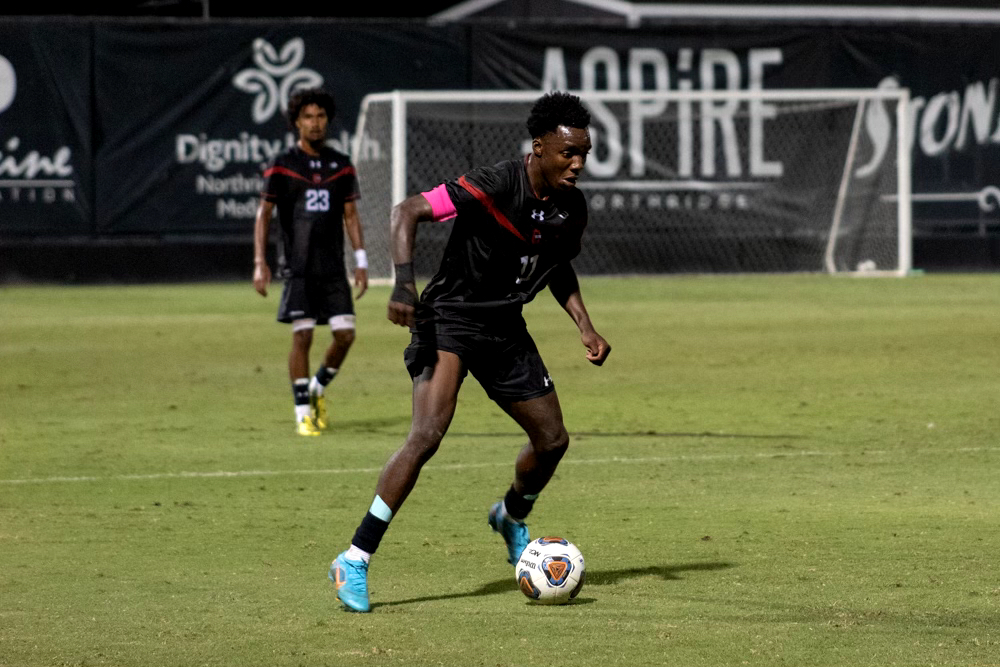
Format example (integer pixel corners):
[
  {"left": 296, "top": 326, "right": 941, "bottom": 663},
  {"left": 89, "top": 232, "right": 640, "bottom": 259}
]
[
  {"left": 253, "top": 88, "right": 368, "bottom": 436},
  {"left": 329, "top": 91, "right": 611, "bottom": 612}
]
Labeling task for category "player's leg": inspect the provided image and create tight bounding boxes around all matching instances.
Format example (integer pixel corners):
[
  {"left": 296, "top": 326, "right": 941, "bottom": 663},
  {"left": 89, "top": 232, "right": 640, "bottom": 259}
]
[
  {"left": 481, "top": 331, "right": 565, "bottom": 564},
  {"left": 323, "top": 323, "right": 355, "bottom": 369},
  {"left": 330, "top": 350, "right": 465, "bottom": 612},
  {"left": 488, "top": 392, "right": 569, "bottom": 564},
  {"left": 289, "top": 322, "right": 313, "bottom": 379},
  {"left": 504, "top": 390, "right": 570, "bottom": 507},
  {"left": 374, "top": 349, "right": 464, "bottom": 508},
  {"left": 309, "top": 278, "right": 357, "bottom": 429},
  {"left": 309, "top": 315, "right": 356, "bottom": 430},
  {"left": 290, "top": 320, "right": 320, "bottom": 436},
  {"left": 277, "top": 277, "right": 320, "bottom": 435}
]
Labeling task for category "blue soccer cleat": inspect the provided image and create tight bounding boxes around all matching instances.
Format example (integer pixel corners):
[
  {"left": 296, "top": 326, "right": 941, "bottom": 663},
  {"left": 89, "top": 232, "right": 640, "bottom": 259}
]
[
  {"left": 328, "top": 552, "right": 370, "bottom": 612},
  {"left": 488, "top": 501, "right": 531, "bottom": 565}
]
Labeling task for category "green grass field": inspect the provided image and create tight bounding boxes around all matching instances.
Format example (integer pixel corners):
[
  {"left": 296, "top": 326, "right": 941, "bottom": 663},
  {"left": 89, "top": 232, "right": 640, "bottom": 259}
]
[{"left": 2, "top": 275, "right": 999, "bottom": 667}]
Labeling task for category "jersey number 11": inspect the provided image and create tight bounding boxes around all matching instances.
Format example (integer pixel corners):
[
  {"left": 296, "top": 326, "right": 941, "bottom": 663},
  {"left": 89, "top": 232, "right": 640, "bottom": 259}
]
[{"left": 516, "top": 255, "right": 539, "bottom": 285}]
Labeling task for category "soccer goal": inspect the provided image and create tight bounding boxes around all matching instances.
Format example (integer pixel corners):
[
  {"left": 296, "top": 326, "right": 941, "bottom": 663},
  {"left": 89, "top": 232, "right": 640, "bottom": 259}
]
[{"left": 350, "top": 88, "right": 911, "bottom": 280}]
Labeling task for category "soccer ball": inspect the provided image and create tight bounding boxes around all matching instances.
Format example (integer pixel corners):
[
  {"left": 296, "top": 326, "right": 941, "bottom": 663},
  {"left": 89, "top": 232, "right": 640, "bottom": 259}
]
[{"left": 515, "top": 536, "right": 586, "bottom": 605}]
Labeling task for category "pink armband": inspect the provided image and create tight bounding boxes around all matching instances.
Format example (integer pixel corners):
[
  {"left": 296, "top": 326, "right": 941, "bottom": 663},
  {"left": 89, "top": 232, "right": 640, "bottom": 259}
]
[{"left": 420, "top": 184, "right": 457, "bottom": 222}]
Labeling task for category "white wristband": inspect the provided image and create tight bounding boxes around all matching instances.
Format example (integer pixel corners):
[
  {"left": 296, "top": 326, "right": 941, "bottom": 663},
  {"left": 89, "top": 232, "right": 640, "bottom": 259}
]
[{"left": 354, "top": 249, "right": 368, "bottom": 269}]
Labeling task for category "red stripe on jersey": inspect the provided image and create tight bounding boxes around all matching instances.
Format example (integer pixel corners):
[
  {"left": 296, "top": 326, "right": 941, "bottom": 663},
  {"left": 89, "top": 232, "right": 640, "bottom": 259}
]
[
  {"left": 458, "top": 175, "right": 525, "bottom": 242},
  {"left": 320, "top": 166, "right": 356, "bottom": 185},
  {"left": 263, "top": 166, "right": 312, "bottom": 183}
]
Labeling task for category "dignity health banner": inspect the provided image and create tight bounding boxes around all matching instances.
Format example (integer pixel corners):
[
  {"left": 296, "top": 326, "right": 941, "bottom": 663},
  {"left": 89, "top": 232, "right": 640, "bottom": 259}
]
[
  {"left": 0, "top": 20, "right": 93, "bottom": 236},
  {"left": 92, "top": 21, "right": 467, "bottom": 235}
]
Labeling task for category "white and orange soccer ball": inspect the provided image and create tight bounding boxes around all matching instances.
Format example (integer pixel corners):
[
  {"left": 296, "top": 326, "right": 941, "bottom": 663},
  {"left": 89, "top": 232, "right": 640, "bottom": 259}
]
[{"left": 515, "top": 537, "right": 586, "bottom": 605}]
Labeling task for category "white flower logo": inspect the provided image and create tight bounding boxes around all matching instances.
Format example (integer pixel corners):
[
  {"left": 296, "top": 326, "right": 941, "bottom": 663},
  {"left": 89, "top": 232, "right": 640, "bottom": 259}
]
[
  {"left": 233, "top": 38, "right": 323, "bottom": 124},
  {"left": 0, "top": 55, "right": 16, "bottom": 115}
]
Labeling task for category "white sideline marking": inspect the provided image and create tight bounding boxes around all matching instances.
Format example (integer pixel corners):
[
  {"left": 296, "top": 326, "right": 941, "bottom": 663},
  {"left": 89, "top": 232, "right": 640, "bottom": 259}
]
[{"left": 1, "top": 447, "right": 997, "bottom": 486}]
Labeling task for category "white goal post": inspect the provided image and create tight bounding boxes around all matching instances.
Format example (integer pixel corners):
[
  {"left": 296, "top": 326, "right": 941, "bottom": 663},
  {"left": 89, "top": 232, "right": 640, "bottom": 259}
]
[{"left": 350, "top": 88, "right": 911, "bottom": 279}]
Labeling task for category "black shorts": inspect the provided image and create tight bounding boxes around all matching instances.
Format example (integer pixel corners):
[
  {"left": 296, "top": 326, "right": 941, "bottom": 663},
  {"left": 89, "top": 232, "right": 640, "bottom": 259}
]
[
  {"left": 277, "top": 275, "right": 354, "bottom": 325},
  {"left": 403, "top": 327, "right": 554, "bottom": 403}
]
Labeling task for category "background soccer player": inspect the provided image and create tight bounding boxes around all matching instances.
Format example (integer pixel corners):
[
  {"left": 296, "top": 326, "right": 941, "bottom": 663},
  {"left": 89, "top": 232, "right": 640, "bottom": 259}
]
[
  {"left": 328, "top": 91, "right": 611, "bottom": 612},
  {"left": 253, "top": 87, "right": 368, "bottom": 436}
]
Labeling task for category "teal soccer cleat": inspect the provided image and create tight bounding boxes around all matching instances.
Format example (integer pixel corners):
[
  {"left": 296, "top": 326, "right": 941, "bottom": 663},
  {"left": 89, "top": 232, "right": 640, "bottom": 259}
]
[
  {"left": 488, "top": 501, "right": 531, "bottom": 565},
  {"left": 328, "top": 552, "right": 370, "bottom": 612}
]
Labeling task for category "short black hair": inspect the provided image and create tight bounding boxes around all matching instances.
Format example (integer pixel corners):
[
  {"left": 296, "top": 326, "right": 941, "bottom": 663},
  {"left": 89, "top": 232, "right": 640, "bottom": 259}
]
[
  {"left": 526, "top": 91, "right": 591, "bottom": 138},
  {"left": 286, "top": 87, "right": 336, "bottom": 129}
]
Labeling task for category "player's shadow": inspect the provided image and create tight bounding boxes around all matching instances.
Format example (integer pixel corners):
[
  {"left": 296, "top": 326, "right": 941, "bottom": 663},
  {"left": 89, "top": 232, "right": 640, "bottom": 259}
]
[
  {"left": 369, "top": 561, "right": 734, "bottom": 610},
  {"left": 585, "top": 561, "right": 735, "bottom": 585}
]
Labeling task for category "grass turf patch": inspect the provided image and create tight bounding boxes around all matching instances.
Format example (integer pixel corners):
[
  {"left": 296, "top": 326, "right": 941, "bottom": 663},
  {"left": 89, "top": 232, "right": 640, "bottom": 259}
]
[{"left": 2, "top": 275, "right": 999, "bottom": 666}]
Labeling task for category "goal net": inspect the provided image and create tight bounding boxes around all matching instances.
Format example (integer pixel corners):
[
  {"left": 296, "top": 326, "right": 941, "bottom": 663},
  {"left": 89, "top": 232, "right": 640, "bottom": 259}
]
[{"left": 350, "top": 88, "right": 911, "bottom": 280}]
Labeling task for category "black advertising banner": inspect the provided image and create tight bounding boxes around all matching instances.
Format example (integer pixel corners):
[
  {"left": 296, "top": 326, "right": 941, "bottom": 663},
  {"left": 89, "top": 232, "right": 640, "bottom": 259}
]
[
  {"left": 92, "top": 21, "right": 468, "bottom": 235},
  {"left": 0, "top": 20, "right": 93, "bottom": 236},
  {"left": 466, "top": 22, "right": 1000, "bottom": 237},
  {"left": 461, "top": 25, "right": 898, "bottom": 272},
  {"left": 2, "top": 15, "right": 999, "bottom": 267},
  {"left": 836, "top": 26, "right": 1000, "bottom": 232},
  {"left": 468, "top": 23, "right": 834, "bottom": 90}
]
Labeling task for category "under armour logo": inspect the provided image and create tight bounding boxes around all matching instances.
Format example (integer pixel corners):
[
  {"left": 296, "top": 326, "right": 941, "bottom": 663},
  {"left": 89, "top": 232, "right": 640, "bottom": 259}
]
[
  {"left": 233, "top": 37, "right": 323, "bottom": 124},
  {"left": 530, "top": 209, "right": 545, "bottom": 221},
  {"left": 543, "top": 375, "right": 552, "bottom": 387},
  {"left": 310, "top": 160, "right": 322, "bottom": 168}
]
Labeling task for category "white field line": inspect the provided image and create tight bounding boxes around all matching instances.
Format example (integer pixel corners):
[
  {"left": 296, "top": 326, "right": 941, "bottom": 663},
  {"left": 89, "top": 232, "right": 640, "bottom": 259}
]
[{"left": 1, "top": 446, "right": 997, "bottom": 486}]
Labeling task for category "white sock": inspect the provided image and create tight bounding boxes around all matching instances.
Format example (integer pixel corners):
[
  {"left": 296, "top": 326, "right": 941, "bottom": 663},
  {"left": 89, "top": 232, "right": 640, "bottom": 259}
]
[
  {"left": 295, "top": 404, "right": 311, "bottom": 421},
  {"left": 346, "top": 545, "right": 371, "bottom": 564}
]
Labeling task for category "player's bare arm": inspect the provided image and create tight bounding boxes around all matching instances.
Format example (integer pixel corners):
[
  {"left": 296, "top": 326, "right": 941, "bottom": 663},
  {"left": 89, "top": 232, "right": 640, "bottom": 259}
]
[
  {"left": 563, "top": 291, "right": 611, "bottom": 366},
  {"left": 549, "top": 263, "right": 610, "bottom": 366},
  {"left": 253, "top": 199, "right": 275, "bottom": 297},
  {"left": 387, "top": 194, "right": 434, "bottom": 328},
  {"left": 343, "top": 200, "right": 369, "bottom": 300}
]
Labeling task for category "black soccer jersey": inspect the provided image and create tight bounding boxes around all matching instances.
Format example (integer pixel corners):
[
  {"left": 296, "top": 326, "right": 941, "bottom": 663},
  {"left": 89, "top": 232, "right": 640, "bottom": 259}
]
[
  {"left": 261, "top": 145, "right": 360, "bottom": 278},
  {"left": 418, "top": 156, "right": 588, "bottom": 334}
]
